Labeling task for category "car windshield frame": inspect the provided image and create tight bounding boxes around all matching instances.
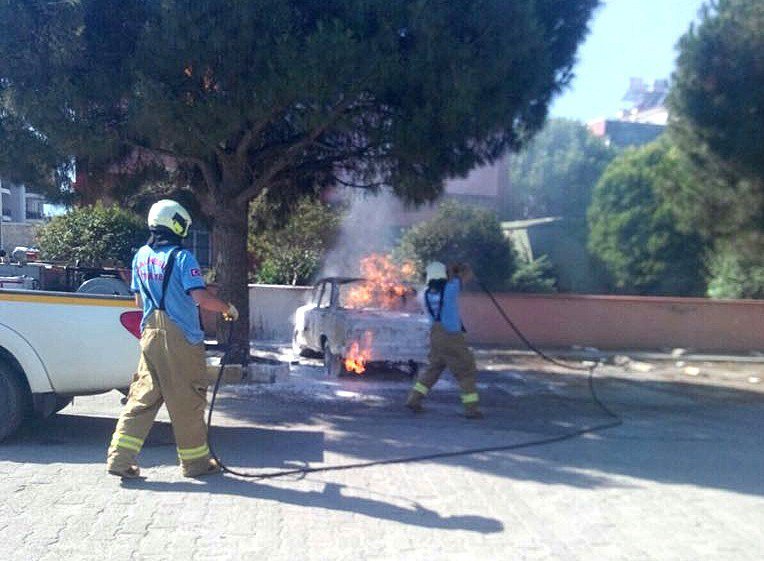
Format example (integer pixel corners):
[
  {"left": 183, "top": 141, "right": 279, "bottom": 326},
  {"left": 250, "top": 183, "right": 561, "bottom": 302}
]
[{"left": 336, "top": 278, "right": 419, "bottom": 312}]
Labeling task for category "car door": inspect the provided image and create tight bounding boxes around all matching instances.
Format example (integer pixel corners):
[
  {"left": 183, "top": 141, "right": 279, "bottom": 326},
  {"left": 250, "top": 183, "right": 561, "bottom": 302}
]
[
  {"left": 303, "top": 282, "right": 324, "bottom": 349},
  {"left": 311, "top": 281, "right": 334, "bottom": 350}
]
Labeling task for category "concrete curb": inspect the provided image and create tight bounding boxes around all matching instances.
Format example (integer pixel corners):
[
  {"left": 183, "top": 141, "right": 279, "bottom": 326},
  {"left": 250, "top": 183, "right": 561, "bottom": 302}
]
[
  {"left": 472, "top": 347, "right": 764, "bottom": 364},
  {"left": 205, "top": 356, "right": 290, "bottom": 385}
]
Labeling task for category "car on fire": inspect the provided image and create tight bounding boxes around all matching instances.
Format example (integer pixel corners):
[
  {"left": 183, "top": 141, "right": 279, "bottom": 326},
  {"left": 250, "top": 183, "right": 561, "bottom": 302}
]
[{"left": 292, "top": 277, "right": 431, "bottom": 376}]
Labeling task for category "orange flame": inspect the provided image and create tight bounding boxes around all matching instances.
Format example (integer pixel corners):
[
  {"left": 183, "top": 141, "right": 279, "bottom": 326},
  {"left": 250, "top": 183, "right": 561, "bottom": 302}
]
[
  {"left": 344, "top": 331, "right": 373, "bottom": 374},
  {"left": 344, "top": 254, "right": 418, "bottom": 310}
]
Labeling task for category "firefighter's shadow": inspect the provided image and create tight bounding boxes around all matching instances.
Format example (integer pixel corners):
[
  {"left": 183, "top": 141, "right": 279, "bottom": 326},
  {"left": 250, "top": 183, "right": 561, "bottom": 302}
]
[
  {"left": 8, "top": 414, "right": 502, "bottom": 532},
  {"left": 6, "top": 413, "right": 325, "bottom": 469},
  {"left": 128, "top": 479, "right": 504, "bottom": 533}
]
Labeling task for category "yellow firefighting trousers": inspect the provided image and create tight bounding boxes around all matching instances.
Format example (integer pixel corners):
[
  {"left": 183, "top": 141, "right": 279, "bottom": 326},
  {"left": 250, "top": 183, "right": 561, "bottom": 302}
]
[
  {"left": 107, "top": 310, "right": 212, "bottom": 475},
  {"left": 411, "top": 323, "right": 480, "bottom": 409}
]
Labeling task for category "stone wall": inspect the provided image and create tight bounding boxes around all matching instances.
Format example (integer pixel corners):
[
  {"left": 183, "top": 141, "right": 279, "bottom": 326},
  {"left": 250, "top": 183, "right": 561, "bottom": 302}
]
[{"left": 461, "top": 292, "right": 764, "bottom": 353}]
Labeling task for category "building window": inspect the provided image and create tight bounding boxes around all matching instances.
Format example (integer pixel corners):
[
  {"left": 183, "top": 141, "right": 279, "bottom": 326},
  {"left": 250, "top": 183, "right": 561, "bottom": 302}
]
[
  {"left": 25, "top": 198, "right": 44, "bottom": 220},
  {"left": 1, "top": 193, "right": 10, "bottom": 221},
  {"left": 189, "top": 228, "right": 211, "bottom": 267}
]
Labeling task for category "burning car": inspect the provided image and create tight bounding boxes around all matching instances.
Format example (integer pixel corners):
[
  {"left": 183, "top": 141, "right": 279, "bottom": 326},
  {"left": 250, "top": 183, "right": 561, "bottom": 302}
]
[{"left": 293, "top": 258, "right": 431, "bottom": 376}]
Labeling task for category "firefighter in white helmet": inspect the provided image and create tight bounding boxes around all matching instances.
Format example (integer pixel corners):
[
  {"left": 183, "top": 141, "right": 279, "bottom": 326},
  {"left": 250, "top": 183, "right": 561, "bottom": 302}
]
[
  {"left": 107, "top": 199, "right": 239, "bottom": 478},
  {"left": 405, "top": 261, "right": 483, "bottom": 419}
]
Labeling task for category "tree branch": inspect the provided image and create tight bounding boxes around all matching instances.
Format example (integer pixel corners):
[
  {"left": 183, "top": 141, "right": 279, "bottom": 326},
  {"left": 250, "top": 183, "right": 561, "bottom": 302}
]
[
  {"left": 234, "top": 96, "right": 366, "bottom": 204},
  {"left": 230, "top": 103, "right": 293, "bottom": 162},
  {"left": 331, "top": 174, "right": 385, "bottom": 190},
  {"left": 123, "top": 139, "right": 219, "bottom": 198}
]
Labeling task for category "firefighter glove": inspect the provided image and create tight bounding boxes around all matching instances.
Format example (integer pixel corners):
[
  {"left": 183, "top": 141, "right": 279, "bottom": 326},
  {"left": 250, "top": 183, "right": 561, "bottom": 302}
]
[{"left": 223, "top": 303, "right": 239, "bottom": 322}]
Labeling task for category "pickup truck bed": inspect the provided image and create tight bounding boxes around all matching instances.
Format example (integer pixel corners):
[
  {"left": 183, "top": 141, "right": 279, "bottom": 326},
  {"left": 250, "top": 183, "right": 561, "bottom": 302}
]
[{"left": 0, "top": 289, "right": 140, "bottom": 440}]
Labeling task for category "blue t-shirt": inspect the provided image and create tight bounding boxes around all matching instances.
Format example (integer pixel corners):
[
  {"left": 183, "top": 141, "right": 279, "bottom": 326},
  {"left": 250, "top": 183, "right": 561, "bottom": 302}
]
[
  {"left": 423, "top": 278, "right": 462, "bottom": 333},
  {"left": 131, "top": 244, "right": 206, "bottom": 344}
]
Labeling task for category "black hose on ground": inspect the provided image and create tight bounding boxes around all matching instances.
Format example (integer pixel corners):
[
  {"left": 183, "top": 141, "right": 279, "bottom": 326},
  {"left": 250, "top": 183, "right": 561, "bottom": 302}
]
[{"left": 206, "top": 284, "right": 622, "bottom": 480}]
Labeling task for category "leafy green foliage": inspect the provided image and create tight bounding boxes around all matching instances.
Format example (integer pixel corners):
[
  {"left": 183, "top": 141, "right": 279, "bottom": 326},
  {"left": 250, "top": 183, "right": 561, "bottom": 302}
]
[
  {"left": 706, "top": 233, "right": 764, "bottom": 299},
  {"left": 506, "top": 118, "right": 616, "bottom": 221},
  {"left": 588, "top": 140, "right": 707, "bottom": 296},
  {"left": 669, "top": 0, "right": 764, "bottom": 188},
  {"left": 667, "top": 0, "right": 764, "bottom": 245},
  {"left": 36, "top": 204, "right": 145, "bottom": 267},
  {"left": 249, "top": 197, "right": 342, "bottom": 285},
  {"left": 0, "top": 0, "right": 600, "bottom": 207},
  {"left": 665, "top": 0, "right": 764, "bottom": 300},
  {"left": 510, "top": 255, "right": 558, "bottom": 293},
  {"left": 395, "top": 201, "right": 516, "bottom": 290}
]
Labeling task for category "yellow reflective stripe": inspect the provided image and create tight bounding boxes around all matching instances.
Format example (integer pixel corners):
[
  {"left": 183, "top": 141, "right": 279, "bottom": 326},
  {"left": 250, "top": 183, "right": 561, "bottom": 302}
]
[
  {"left": 178, "top": 444, "right": 210, "bottom": 461},
  {"left": 413, "top": 382, "right": 429, "bottom": 395},
  {"left": 0, "top": 291, "right": 134, "bottom": 308},
  {"left": 461, "top": 392, "right": 479, "bottom": 404},
  {"left": 112, "top": 433, "right": 143, "bottom": 448},
  {"left": 111, "top": 433, "right": 143, "bottom": 452}
]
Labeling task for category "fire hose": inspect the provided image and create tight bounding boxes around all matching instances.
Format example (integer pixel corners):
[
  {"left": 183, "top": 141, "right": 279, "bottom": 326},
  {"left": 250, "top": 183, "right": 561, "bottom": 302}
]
[{"left": 206, "top": 282, "right": 622, "bottom": 480}]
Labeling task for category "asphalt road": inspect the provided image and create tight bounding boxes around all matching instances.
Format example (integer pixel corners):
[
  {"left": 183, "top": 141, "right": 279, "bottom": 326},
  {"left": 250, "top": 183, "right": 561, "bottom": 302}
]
[{"left": 1, "top": 351, "right": 762, "bottom": 561}]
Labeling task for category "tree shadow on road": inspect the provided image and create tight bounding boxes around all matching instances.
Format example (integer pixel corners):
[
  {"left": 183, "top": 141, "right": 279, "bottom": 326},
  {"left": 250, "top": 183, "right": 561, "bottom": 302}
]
[
  {"left": 4, "top": 365, "right": 764, "bottom": 499},
  {"left": 2, "top": 413, "right": 504, "bottom": 533},
  {"left": 210, "top": 365, "right": 764, "bottom": 498}
]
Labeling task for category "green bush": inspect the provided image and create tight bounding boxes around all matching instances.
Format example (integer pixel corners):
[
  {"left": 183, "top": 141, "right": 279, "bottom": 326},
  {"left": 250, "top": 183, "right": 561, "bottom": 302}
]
[
  {"left": 510, "top": 255, "right": 557, "bottom": 293},
  {"left": 707, "top": 234, "right": 764, "bottom": 299},
  {"left": 249, "top": 197, "right": 342, "bottom": 285},
  {"left": 36, "top": 204, "right": 145, "bottom": 266},
  {"left": 395, "top": 200, "right": 516, "bottom": 290},
  {"left": 588, "top": 140, "right": 707, "bottom": 296}
]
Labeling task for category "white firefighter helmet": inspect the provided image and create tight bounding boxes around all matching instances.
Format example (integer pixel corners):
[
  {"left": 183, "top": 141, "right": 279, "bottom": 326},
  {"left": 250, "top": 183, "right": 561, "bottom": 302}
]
[
  {"left": 147, "top": 199, "right": 192, "bottom": 238},
  {"left": 425, "top": 261, "right": 447, "bottom": 283}
]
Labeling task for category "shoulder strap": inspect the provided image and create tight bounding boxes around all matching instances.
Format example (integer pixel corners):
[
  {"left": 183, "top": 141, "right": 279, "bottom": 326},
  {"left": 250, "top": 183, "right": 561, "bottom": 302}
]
[
  {"left": 157, "top": 248, "right": 179, "bottom": 310},
  {"left": 425, "top": 284, "right": 445, "bottom": 322}
]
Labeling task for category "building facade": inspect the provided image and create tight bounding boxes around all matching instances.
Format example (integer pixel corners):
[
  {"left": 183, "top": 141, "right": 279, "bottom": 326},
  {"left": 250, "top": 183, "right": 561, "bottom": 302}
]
[
  {"left": 0, "top": 181, "right": 47, "bottom": 252},
  {"left": 588, "top": 77, "right": 669, "bottom": 148}
]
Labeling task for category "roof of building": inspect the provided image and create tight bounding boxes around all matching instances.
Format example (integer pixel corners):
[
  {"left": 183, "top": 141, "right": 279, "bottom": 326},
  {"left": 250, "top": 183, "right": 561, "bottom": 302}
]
[{"left": 501, "top": 217, "right": 562, "bottom": 230}]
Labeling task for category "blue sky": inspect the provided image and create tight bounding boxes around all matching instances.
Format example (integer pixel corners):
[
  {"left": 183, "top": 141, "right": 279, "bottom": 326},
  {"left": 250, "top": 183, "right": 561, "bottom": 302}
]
[{"left": 550, "top": 0, "right": 708, "bottom": 122}]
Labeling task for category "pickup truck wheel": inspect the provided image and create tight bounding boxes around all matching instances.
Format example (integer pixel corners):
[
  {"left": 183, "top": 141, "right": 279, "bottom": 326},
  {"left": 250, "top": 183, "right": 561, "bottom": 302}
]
[{"left": 0, "top": 362, "right": 27, "bottom": 442}]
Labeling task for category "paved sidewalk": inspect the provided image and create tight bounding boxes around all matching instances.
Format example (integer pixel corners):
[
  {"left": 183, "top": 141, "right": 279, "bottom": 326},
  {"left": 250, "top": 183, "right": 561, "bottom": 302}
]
[{"left": 0, "top": 350, "right": 762, "bottom": 561}]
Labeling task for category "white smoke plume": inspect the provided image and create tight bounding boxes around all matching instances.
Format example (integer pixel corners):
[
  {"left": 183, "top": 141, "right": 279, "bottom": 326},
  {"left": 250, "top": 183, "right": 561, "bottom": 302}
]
[{"left": 321, "top": 188, "right": 405, "bottom": 278}]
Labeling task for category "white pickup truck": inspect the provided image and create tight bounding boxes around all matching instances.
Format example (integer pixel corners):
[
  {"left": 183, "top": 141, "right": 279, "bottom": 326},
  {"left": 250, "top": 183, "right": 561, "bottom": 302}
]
[{"left": 0, "top": 288, "right": 141, "bottom": 440}]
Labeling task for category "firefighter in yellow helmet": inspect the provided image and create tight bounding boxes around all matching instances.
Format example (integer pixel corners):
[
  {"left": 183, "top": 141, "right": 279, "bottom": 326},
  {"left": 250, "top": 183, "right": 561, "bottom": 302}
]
[
  {"left": 405, "top": 261, "right": 483, "bottom": 419},
  {"left": 107, "top": 200, "right": 238, "bottom": 478}
]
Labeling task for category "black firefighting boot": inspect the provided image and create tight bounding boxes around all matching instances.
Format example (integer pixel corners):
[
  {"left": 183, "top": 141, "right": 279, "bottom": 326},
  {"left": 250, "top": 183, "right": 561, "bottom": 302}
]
[
  {"left": 108, "top": 464, "right": 142, "bottom": 479},
  {"left": 183, "top": 458, "right": 223, "bottom": 478}
]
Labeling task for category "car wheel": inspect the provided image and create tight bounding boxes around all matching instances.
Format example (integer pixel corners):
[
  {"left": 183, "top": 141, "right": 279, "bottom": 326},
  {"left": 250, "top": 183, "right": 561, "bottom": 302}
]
[{"left": 0, "top": 361, "right": 28, "bottom": 442}]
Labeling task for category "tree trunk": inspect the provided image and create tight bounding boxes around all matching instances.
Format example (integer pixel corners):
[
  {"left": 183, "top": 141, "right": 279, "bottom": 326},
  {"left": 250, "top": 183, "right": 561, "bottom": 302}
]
[{"left": 210, "top": 198, "right": 250, "bottom": 364}]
